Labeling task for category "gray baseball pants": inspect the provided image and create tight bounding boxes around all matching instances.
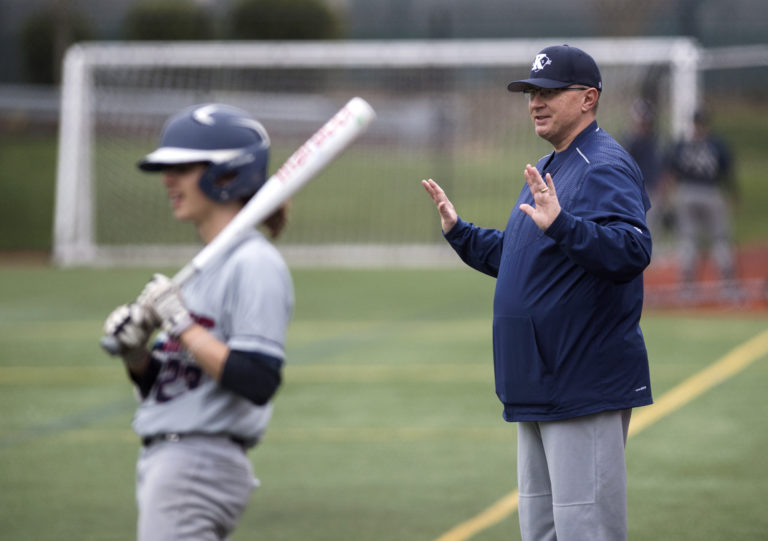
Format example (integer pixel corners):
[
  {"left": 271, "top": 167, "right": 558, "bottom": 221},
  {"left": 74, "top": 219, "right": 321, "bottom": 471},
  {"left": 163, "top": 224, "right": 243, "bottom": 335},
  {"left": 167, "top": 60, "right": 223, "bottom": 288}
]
[
  {"left": 136, "top": 435, "right": 258, "bottom": 541},
  {"left": 517, "top": 409, "right": 632, "bottom": 541},
  {"left": 676, "top": 183, "right": 734, "bottom": 282}
]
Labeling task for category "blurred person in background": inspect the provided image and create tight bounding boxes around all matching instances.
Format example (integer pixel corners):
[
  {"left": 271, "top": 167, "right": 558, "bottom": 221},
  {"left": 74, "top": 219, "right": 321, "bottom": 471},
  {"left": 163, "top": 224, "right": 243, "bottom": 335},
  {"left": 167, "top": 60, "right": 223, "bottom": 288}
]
[
  {"left": 623, "top": 98, "right": 673, "bottom": 251},
  {"left": 665, "top": 109, "right": 739, "bottom": 296}
]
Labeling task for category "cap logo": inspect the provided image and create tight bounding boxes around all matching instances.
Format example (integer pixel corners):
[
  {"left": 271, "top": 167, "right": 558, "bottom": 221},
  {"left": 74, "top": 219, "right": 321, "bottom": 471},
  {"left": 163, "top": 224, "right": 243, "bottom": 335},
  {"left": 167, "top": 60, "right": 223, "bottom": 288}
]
[{"left": 531, "top": 54, "right": 552, "bottom": 72}]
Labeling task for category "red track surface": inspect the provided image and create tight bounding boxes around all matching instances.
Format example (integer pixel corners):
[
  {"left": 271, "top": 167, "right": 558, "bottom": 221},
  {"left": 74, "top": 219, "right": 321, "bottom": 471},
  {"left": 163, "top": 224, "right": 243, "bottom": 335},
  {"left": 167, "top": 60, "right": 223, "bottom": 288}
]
[{"left": 644, "top": 243, "right": 768, "bottom": 312}]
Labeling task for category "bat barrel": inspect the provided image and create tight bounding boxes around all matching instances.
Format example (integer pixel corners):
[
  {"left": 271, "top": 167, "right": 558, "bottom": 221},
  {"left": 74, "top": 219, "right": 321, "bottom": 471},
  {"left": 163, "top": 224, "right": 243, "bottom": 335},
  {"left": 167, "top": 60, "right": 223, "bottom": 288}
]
[{"left": 348, "top": 96, "right": 376, "bottom": 123}]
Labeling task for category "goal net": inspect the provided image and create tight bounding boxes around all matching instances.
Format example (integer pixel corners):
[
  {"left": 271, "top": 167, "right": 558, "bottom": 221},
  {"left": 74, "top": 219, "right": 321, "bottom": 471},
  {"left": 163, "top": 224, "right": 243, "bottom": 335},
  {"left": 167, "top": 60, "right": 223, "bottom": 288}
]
[{"left": 53, "top": 38, "right": 700, "bottom": 268}]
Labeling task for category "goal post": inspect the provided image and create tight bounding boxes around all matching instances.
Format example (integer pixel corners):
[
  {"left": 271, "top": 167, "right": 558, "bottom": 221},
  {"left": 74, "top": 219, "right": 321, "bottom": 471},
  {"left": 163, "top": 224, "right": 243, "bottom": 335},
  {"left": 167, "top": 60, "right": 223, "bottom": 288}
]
[{"left": 53, "top": 38, "right": 701, "bottom": 268}]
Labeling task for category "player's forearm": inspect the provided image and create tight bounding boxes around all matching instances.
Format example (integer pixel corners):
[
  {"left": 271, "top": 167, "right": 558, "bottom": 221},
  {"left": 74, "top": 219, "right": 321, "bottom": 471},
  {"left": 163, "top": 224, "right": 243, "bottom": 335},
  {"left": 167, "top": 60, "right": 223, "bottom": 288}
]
[
  {"left": 123, "top": 349, "right": 152, "bottom": 375},
  {"left": 178, "top": 325, "right": 229, "bottom": 381},
  {"left": 177, "top": 326, "right": 283, "bottom": 404},
  {"left": 127, "top": 354, "right": 161, "bottom": 399}
]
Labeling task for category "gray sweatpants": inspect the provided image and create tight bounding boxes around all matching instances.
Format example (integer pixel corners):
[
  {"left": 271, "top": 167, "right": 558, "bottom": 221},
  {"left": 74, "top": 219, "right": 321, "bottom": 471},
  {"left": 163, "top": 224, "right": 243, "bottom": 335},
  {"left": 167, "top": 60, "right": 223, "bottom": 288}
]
[
  {"left": 517, "top": 409, "right": 632, "bottom": 541},
  {"left": 136, "top": 435, "right": 258, "bottom": 541}
]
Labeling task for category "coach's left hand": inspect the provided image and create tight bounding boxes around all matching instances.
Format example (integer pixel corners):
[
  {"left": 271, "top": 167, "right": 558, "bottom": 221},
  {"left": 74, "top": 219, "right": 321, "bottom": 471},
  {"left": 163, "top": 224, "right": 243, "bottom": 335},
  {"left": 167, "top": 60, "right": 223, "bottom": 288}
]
[{"left": 519, "top": 164, "right": 561, "bottom": 231}]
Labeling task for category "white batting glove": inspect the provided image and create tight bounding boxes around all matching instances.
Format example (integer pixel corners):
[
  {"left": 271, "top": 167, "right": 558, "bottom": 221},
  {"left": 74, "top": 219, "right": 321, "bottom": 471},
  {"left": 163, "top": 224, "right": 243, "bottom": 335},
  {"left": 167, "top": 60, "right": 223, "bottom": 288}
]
[
  {"left": 103, "top": 303, "right": 157, "bottom": 363},
  {"left": 137, "top": 274, "right": 195, "bottom": 337}
]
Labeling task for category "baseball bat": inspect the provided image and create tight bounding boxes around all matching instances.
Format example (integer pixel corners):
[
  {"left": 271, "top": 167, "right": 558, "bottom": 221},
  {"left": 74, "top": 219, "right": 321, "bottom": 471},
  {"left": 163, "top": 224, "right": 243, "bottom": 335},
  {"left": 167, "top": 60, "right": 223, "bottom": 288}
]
[{"left": 101, "top": 97, "right": 376, "bottom": 355}]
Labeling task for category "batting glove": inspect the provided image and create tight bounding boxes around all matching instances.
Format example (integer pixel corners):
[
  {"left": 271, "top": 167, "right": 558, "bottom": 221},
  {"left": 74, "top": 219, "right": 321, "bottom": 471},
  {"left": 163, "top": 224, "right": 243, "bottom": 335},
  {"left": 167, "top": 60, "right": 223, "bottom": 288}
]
[
  {"left": 137, "top": 274, "right": 195, "bottom": 337},
  {"left": 103, "top": 303, "right": 157, "bottom": 363}
]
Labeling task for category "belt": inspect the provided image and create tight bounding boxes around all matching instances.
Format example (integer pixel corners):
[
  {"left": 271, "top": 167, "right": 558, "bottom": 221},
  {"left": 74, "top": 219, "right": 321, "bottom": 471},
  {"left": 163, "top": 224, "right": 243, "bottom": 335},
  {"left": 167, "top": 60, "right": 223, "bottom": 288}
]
[{"left": 141, "top": 433, "right": 249, "bottom": 450}]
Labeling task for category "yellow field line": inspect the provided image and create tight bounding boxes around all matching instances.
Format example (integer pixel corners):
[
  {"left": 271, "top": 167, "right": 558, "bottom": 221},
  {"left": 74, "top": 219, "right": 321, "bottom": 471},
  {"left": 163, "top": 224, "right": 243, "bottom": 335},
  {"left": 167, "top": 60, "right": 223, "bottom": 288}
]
[
  {"left": 628, "top": 328, "right": 768, "bottom": 437},
  {"left": 434, "top": 491, "right": 520, "bottom": 541},
  {"left": 434, "top": 327, "right": 768, "bottom": 541}
]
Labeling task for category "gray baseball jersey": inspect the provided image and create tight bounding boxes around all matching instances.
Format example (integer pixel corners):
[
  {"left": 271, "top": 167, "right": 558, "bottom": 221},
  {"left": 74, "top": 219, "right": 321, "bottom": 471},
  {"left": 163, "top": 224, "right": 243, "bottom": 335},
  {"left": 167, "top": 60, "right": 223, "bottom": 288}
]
[{"left": 132, "top": 229, "right": 294, "bottom": 443}]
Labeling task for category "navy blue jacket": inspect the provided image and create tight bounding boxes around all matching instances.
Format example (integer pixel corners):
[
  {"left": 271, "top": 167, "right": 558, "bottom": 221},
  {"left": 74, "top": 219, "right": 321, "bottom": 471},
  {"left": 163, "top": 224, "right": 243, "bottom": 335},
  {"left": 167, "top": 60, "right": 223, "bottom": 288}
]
[{"left": 445, "top": 121, "right": 653, "bottom": 422}]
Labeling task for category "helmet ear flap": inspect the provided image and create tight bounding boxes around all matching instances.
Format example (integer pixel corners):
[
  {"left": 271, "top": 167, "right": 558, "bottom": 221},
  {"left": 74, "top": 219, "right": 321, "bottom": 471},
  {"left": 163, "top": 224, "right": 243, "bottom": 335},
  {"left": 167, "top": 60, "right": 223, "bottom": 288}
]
[{"left": 198, "top": 142, "right": 269, "bottom": 202}]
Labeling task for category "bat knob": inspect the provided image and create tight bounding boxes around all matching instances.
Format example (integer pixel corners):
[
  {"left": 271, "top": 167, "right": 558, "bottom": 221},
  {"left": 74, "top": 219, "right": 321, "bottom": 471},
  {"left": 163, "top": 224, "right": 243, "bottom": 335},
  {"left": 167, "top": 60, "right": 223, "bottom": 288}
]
[{"left": 100, "top": 335, "right": 122, "bottom": 356}]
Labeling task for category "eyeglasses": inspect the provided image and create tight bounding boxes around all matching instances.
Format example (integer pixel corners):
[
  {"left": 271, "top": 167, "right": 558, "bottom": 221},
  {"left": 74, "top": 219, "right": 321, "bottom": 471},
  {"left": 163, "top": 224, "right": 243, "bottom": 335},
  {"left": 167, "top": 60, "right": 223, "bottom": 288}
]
[{"left": 522, "top": 87, "right": 591, "bottom": 99}]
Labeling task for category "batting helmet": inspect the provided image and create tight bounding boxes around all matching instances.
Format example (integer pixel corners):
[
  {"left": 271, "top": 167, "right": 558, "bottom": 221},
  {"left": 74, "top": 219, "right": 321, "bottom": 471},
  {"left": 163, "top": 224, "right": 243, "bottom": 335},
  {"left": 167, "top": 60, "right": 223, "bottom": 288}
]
[{"left": 139, "top": 103, "right": 271, "bottom": 202}]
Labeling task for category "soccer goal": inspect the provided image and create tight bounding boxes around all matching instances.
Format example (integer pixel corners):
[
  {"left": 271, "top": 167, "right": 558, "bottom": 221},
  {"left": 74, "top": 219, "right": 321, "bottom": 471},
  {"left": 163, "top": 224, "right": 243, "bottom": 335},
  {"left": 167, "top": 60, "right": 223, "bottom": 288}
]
[{"left": 53, "top": 38, "right": 701, "bottom": 268}]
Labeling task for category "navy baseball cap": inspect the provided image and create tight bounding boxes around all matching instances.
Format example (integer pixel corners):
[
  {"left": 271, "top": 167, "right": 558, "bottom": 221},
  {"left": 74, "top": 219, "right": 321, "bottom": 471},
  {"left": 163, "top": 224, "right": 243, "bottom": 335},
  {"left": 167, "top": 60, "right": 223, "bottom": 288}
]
[{"left": 507, "top": 45, "right": 602, "bottom": 92}]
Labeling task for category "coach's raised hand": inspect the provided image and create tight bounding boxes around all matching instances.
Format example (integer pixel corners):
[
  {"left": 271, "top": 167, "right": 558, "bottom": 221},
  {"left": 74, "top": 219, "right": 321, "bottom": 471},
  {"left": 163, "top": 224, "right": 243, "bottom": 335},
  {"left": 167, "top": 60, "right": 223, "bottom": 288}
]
[
  {"left": 421, "top": 178, "right": 458, "bottom": 233},
  {"left": 138, "top": 274, "right": 195, "bottom": 337},
  {"left": 519, "top": 164, "right": 561, "bottom": 231}
]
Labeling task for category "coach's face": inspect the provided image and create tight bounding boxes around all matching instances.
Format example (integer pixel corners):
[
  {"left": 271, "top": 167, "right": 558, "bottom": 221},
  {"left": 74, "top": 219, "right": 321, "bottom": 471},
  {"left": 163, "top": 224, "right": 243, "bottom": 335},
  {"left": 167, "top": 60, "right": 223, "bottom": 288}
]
[
  {"left": 162, "top": 163, "right": 211, "bottom": 222},
  {"left": 527, "top": 86, "right": 597, "bottom": 151}
]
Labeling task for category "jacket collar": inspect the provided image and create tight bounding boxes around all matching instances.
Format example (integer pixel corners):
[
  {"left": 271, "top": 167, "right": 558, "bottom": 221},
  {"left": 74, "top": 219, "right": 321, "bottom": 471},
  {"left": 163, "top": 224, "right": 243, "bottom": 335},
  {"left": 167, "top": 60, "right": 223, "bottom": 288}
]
[{"left": 558, "top": 120, "right": 599, "bottom": 155}]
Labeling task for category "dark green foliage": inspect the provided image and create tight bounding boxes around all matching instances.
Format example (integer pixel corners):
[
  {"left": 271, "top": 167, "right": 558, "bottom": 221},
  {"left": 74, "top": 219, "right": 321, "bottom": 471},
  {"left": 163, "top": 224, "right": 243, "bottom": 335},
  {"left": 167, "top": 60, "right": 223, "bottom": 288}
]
[
  {"left": 123, "top": 0, "right": 214, "bottom": 41},
  {"left": 228, "top": 0, "right": 342, "bottom": 40},
  {"left": 18, "top": 7, "right": 93, "bottom": 84}
]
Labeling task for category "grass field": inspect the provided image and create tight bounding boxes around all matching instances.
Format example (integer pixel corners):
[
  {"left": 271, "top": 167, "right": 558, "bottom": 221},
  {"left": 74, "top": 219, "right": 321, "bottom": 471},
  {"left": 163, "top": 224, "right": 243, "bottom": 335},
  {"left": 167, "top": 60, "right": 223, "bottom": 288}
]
[{"left": 1, "top": 266, "right": 767, "bottom": 540}]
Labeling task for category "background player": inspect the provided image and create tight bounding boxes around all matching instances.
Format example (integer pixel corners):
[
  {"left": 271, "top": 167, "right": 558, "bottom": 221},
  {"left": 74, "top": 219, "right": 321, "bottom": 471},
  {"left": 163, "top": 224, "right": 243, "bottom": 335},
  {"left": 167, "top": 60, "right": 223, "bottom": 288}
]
[
  {"left": 103, "top": 103, "right": 294, "bottom": 541},
  {"left": 422, "top": 45, "right": 652, "bottom": 540},
  {"left": 623, "top": 98, "right": 671, "bottom": 249},
  {"left": 665, "top": 109, "right": 738, "bottom": 296}
]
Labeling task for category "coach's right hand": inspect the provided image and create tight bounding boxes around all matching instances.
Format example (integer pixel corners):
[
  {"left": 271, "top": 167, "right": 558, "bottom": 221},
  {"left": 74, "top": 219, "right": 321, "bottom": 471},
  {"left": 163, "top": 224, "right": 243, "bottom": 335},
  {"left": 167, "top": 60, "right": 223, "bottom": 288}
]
[{"left": 421, "top": 178, "right": 458, "bottom": 233}]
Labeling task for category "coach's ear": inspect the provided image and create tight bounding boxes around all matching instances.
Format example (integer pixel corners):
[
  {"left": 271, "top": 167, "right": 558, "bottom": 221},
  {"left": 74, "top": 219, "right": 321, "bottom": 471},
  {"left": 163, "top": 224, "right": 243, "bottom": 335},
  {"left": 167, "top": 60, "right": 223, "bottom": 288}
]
[{"left": 581, "top": 88, "right": 600, "bottom": 114}]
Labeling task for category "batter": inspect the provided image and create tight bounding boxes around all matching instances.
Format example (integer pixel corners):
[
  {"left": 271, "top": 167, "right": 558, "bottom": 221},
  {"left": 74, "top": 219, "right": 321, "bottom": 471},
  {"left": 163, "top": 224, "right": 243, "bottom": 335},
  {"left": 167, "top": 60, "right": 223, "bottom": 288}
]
[{"left": 104, "top": 103, "right": 293, "bottom": 540}]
